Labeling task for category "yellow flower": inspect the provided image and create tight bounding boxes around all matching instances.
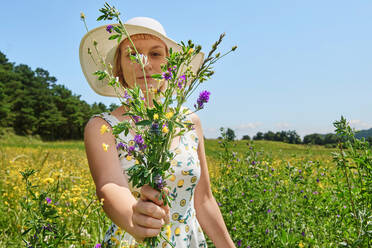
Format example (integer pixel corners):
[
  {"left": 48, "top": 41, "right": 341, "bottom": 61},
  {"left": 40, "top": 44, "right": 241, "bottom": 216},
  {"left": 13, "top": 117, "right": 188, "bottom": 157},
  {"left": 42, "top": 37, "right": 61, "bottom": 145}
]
[
  {"left": 43, "top": 178, "right": 54, "bottom": 184},
  {"left": 154, "top": 114, "right": 159, "bottom": 120},
  {"left": 80, "top": 12, "right": 85, "bottom": 20},
  {"left": 298, "top": 241, "right": 304, "bottom": 248},
  {"left": 169, "top": 174, "right": 176, "bottom": 182},
  {"left": 318, "top": 182, "right": 324, "bottom": 189},
  {"left": 165, "top": 111, "right": 173, "bottom": 119},
  {"left": 188, "top": 48, "right": 194, "bottom": 54},
  {"left": 165, "top": 224, "right": 171, "bottom": 240},
  {"left": 126, "top": 155, "right": 132, "bottom": 161},
  {"left": 174, "top": 227, "right": 181, "bottom": 236},
  {"left": 102, "top": 143, "right": 109, "bottom": 152},
  {"left": 162, "top": 125, "right": 169, "bottom": 133},
  {"left": 110, "top": 236, "right": 116, "bottom": 242},
  {"left": 115, "top": 229, "right": 123, "bottom": 235},
  {"left": 100, "top": 124, "right": 109, "bottom": 134}
]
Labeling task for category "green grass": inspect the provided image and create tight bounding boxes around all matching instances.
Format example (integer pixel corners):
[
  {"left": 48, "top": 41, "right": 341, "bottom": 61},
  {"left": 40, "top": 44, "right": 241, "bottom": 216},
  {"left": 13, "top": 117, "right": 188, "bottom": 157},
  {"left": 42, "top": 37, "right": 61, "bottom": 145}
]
[{"left": 1, "top": 133, "right": 369, "bottom": 247}]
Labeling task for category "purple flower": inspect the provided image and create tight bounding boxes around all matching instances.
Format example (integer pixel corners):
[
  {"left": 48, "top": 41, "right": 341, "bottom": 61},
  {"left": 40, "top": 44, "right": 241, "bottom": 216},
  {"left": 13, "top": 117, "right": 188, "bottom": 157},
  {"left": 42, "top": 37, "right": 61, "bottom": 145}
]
[
  {"left": 132, "top": 115, "right": 142, "bottom": 123},
  {"left": 301, "top": 231, "right": 305, "bottom": 237},
  {"left": 123, "top": 90, "right": 132, "bottom": 102},
  {"left": 233, "top": 226, "right": 236, "bottom": 231},
  {"left": 250, "top": 199, "right": 253, "bottom": 203},
  {"left": 43, "top": 224, "right": 52, "bottom": 231},
  {"left": 95, "top": 244, "right": 102, "bottom": 248},
  {"left": 194, "top": 90, "right": 211, "bottom": 110},
  {"left": 242, "top": 192, "right": 245, "bottom": 196},
  {"left": 46, "top": 197, "right": 52, "bottom": 204},
  {"left": 316, "top": 178, "right": 319, "bottom": 183},
  {"left": 178, "top": 74, "right": 186, "bottom": 89},
  {"left": 263, "top": 189, "right": 267, "bottom": 193},
  {"left": 116, "top": 142, "right": 127, "bottom": 150},
  {"left": 127, "top": 146, "right": 135, "bottom": 155},
  {"left": 134, "top": 134, "right": 144, "bottom": 145},
  {"left": 154, "top": 175, "right": 166, "bottom": 190},
  {"left": 106, "top": 25, "right": 113, "bottom": 33},
  {"left": 267, "top": 209, "right": 272, "bottom": 213},
  {"left": 251, "top": 161, "right": 256, "bottom": 165},
  {"left": 313, "top": 191, "right": 318, "bottom": 195},
  {"left": 229, "top": 211, "right": 233, "bottom": 215},
  {"left": 265, "top": 229, "right": 269, "bottom": 234},
  {"left": 162, "top": 68, "right": 173, "bottom": 80},
  {"left": 300, "top": 190, "right": 304, "bottom": 193},
  {"left": 237, "top": 240, "right": 242, "bottom": 247},
  {"left": 298, "top": 169, "right": 302, "bottom": 173},
  {"left": 150, "top": 122, "right": 160, "bottom": 135},
  {"left": 337, "top": 214, "right": 340, "bottom": 218}
]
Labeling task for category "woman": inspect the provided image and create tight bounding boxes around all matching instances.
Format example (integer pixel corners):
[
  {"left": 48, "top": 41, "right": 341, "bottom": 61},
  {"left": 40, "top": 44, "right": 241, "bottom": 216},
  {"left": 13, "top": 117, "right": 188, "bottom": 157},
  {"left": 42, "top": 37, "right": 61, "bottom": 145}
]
[{"left": 80, "top": 17, "right": 235, "bottom": 247}]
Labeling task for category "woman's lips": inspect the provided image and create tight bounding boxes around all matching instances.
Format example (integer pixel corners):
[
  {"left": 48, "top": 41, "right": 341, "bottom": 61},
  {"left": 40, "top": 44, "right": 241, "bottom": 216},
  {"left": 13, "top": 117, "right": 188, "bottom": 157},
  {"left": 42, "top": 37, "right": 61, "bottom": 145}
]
[{"left": 137, "top": 76, "right": 153, "bottom": 79}]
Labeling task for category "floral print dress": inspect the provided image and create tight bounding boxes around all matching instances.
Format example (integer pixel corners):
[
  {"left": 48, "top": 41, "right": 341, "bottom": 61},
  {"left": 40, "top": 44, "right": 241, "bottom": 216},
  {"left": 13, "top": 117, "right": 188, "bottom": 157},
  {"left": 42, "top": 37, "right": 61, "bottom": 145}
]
[{"left": 93, "top": 111, "right": 208, "bottom": 248}]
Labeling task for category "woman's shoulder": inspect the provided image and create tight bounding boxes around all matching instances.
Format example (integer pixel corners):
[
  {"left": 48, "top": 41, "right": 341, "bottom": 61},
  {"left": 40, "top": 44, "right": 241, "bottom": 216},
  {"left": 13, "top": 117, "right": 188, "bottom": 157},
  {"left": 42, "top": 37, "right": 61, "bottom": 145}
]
[
  {"left": 87, "top": 108, "right": 123, "bottom": 128},
  {"left": 84, "top": 112, "right": 112, "bottom": 138}
]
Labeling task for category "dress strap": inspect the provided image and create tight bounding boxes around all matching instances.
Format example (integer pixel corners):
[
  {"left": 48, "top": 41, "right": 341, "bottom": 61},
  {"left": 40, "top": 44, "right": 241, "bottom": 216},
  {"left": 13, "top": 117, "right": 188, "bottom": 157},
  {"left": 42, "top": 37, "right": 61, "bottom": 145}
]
[
  {"left": 91, "top": 112, "right": 120, "bottom": 129},
  {"left": 180, "top": 107, "right": 199, "bottom": 146}
]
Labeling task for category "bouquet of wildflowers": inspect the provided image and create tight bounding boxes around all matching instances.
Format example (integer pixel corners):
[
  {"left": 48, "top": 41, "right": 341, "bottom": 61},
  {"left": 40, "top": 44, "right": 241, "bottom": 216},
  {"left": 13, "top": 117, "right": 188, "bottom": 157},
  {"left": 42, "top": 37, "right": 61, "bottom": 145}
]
[{"left": 81, "top": 2, "right": 236, "bottom": 247}]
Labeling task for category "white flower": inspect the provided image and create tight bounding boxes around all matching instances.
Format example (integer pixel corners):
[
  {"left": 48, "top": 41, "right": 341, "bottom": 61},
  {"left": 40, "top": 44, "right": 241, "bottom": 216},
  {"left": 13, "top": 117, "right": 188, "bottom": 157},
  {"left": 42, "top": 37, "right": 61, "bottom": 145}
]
[{"left": 136, "top": 53, "right": 149, "bottom": 66}]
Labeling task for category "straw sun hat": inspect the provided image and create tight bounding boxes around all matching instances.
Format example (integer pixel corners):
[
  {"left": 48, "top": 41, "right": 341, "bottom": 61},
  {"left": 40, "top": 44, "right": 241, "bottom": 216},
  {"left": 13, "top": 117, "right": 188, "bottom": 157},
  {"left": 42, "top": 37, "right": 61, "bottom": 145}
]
[{"left": 79, "top": 17, "right": 204, "bottom": 97}]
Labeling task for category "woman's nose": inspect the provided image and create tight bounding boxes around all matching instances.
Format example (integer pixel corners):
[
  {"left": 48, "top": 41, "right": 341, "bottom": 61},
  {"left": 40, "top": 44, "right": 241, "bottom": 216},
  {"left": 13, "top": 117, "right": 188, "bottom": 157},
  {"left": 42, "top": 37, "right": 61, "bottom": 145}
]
[{"left": 144, "top": 58, "right": 153, "bottom": 71}]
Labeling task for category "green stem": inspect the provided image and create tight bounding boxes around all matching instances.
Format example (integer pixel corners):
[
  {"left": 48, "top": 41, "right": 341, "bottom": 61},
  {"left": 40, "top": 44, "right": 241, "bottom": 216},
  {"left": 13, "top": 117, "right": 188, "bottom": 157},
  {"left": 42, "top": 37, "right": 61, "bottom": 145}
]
[{"left": 338, "top": 142, "right": 360, "bottom": 233}]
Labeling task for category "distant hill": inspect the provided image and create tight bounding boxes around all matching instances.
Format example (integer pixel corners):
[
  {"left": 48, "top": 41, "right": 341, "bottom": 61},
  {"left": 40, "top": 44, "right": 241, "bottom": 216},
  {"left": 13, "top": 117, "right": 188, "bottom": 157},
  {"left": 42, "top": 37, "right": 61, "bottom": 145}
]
[{"left": 355, "top": 128, "right": 372, "bottom": 139}]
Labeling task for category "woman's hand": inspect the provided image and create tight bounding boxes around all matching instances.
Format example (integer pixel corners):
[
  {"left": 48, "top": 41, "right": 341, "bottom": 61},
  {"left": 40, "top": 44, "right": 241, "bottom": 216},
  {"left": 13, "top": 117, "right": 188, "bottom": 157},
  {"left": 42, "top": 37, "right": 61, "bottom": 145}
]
[{"left": 131, "top": 185, "right": 170, "bottom": 242}]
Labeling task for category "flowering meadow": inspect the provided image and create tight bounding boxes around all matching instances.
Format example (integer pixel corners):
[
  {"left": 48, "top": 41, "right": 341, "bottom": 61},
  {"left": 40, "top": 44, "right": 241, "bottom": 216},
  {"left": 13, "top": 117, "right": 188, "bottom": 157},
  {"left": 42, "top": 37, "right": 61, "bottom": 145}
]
[{"left": 0, "top": 118, "right": 370, "bottom": 247}]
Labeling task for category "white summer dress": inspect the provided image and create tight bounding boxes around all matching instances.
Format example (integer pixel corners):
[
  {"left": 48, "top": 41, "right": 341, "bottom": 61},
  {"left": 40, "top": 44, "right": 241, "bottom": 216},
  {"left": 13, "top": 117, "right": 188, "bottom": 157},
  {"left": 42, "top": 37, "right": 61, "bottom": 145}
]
[{"left": 93, "top": 112, "right": 208, "bottom": 248}]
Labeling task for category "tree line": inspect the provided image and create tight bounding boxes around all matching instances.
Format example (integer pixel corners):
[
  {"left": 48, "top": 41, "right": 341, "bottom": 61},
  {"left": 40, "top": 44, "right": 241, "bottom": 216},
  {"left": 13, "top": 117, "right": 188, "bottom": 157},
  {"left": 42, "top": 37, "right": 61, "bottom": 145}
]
[
  {"left": 224, "top": 129, "right": 372, "bottom": 147},
  {"left": 0, "top": 51, "right": 117, "bottom": 140}
]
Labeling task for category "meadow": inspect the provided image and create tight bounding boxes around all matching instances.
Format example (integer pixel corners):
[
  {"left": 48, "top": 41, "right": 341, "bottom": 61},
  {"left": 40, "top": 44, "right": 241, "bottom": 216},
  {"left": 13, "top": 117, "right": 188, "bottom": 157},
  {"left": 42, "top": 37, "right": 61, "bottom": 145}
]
[{"left": 0, "top": 120, "right": 370, "bottom": 247}]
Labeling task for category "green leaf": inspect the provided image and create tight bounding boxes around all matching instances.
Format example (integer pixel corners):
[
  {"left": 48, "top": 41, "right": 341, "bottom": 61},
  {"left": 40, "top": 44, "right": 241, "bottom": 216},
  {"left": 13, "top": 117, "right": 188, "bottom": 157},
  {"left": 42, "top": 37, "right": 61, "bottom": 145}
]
[
  {"left": 112, "top": 26, "right": 120, "bottom": 33},
  {"left": 135, "top": 120, "right": 152, "bottom": 126},
  {"left": 96, "top": 15, "right": 105, "bottom": 21},
  {"left": 152, "top": 99, "right": 161, "bottom": 110},
  {"left": 151, "top": 74, "right": 163, "bottom": 79},
  {"left": 108, "top": 34, "right": 120, "bottom": 40}
]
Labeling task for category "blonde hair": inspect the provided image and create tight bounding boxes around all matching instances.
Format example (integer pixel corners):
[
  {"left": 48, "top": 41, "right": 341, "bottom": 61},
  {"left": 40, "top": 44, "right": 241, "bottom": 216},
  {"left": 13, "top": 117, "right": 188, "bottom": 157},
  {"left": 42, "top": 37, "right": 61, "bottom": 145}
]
[{"left": 113, "top": 34, "right": 168, "bottom": 88}]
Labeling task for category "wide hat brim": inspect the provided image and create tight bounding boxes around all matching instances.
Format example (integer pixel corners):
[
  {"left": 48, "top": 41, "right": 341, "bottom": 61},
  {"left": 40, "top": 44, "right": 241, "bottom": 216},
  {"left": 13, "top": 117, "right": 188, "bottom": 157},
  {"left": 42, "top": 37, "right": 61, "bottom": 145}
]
[{"left": 79, "top": 23, "right": 204, "bottom": 97}]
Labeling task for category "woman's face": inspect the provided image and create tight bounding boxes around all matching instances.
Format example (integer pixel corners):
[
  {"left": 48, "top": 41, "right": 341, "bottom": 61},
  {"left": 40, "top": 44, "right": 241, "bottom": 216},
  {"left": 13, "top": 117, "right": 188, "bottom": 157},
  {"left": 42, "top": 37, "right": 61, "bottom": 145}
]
[{"left": 119, "top": 37, "right": 167, "bottom": 93}]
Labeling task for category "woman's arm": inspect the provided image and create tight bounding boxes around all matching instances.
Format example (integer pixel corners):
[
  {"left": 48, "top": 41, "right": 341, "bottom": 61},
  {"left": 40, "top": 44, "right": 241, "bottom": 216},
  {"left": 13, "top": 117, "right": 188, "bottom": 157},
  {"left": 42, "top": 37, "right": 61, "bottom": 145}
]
[
  {"left": 84, "top": 117, "right": 168, "bottom": 241},
  {"left": 190, "top": 114, "right": 236, "bottom": 248}
]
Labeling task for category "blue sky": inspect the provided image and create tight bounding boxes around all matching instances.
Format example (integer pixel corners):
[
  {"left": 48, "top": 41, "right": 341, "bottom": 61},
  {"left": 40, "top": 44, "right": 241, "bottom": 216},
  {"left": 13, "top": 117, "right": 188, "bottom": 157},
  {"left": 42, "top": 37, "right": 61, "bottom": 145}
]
[{"left": 1, "top": 0, "right": 371, "bottom": 139}]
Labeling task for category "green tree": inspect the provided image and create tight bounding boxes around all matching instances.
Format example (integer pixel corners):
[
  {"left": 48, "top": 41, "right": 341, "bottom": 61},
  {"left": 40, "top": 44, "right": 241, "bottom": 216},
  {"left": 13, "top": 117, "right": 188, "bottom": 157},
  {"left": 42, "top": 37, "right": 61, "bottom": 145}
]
[
  {"left": 225, "top": 128, "right": 236, "bottom": 141},
  {"left": 253, "top": 132, "right": 263, "bottom": 140}
]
